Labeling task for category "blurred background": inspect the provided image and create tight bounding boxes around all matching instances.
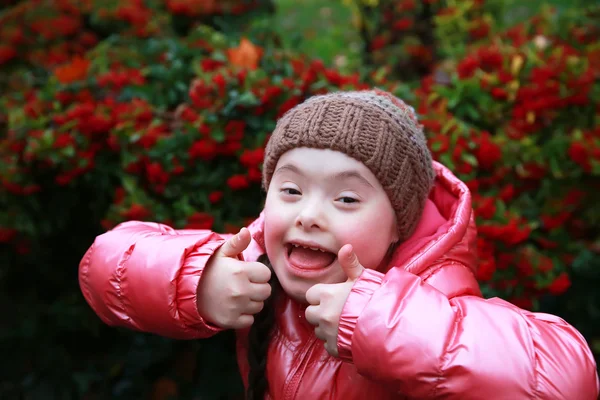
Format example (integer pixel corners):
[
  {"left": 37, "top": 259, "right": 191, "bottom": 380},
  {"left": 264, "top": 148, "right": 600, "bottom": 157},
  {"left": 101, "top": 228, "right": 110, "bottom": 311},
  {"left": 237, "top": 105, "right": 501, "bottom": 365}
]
[{"left": 0, "top": 0, "right": 599, "bottom": 399}]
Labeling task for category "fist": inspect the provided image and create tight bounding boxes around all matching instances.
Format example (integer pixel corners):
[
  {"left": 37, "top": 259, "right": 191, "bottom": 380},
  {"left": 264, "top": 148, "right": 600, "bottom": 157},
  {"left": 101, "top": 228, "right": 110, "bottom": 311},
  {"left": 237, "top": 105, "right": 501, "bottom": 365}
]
[
  {"left": 197, "top": 228, "right": 272, "bottom": 329},
  {"left": 305, "top": 244, "right": 365, "bottom": 357}
]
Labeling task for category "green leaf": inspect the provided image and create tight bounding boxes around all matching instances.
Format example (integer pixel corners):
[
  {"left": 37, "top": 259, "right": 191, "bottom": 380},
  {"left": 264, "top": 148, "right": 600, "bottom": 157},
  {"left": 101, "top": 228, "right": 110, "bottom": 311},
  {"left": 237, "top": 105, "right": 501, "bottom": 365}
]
[
  {"left": 61, "top": 146, "right": 76, "bottom": 158},
  {"left": 122, "top": 176, "right": 138, "bottom": 194},
  {"left": 463, "top": 153, "right": 478, "bottom": 166},
  {"left": 549, "top": 156, "right": 564, "bottom": 178},
  {"left": 464, "top": 104, "right": 479, "bottom": 120},
  {"left": 495, "top": 198, "right": 507, "bottom": 218},
  {"left": 211, "top": 129, "right": 226, "bottom": 143},
  {"left": 238, "top": 91, "right": 259, "bottom": 106}
]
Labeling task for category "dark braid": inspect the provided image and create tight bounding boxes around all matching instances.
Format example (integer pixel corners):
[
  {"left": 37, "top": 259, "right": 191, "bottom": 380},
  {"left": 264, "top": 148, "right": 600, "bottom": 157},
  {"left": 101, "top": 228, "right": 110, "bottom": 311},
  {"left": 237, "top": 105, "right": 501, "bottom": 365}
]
[{"left": 246, "top": 254, "right": 279, "bottom": 400}]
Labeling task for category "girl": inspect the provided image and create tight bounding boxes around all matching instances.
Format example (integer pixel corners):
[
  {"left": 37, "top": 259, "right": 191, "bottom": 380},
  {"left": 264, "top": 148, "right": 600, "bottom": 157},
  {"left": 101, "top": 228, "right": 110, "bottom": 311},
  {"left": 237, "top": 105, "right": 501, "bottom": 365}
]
[{"left": 79, "top": 89, "right": 599, "bottom": 399}]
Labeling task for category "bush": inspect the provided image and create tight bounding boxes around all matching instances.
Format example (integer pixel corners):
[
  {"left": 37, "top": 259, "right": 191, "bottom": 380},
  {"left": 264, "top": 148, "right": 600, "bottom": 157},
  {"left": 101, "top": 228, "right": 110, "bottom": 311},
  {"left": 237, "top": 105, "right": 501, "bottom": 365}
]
[
  {"left": 347, "top": 0, "right": 598, "bottom": 80},
  {"left": 346, "top": 0, "right": 502, "bottom": 80},
  {"left": 0, "top": 28, "right": 381, "bottom": 237},
  {"left": 0, "top": 0, "right": 273, "bottom": 73},
  {"left": 414, "top": 5, "right": 600, "bottom": 348}
]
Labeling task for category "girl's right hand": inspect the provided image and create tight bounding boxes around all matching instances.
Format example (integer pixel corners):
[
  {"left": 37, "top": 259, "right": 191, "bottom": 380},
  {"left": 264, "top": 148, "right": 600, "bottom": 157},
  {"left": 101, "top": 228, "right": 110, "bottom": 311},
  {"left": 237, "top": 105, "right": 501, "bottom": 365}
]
[{"left": 197, "top": 228, "right": 272, "bottom": 329}]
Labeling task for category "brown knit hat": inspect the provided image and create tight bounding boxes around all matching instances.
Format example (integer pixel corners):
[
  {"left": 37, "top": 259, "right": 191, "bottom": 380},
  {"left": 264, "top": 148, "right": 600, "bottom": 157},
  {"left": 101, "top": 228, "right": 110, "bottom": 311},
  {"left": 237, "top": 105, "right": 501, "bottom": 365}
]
[{"left": 262, "top": 89, "right": 435, "bottom": 242}]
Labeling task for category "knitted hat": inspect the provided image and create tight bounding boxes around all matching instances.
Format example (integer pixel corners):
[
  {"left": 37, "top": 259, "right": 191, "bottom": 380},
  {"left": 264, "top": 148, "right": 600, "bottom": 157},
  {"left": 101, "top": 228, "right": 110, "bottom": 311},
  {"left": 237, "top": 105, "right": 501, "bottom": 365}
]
[{"left": 262, "top": 89, "right": 435, "bottom": 242}]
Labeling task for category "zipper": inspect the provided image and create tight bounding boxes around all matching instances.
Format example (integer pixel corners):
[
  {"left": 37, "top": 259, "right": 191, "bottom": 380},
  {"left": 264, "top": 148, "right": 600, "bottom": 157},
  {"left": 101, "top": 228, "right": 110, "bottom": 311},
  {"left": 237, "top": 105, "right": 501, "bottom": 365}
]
[{"left": 282, "top": 336, "right": 319, "bottom": 400}]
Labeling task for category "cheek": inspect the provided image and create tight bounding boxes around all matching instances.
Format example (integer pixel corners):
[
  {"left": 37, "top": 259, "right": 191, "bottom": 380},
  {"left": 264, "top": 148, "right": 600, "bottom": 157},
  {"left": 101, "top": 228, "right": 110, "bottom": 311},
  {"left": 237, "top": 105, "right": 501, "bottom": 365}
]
[
  {"left": 263, "top": 197, "right": 290, "bottom": 252},
  {"left": 337, "top": 211, "right": 395, "bottom": 269},
  {"left": 264, "top": 212, "right": 283, "bottom": 252},
  {"left": 343, "top": 230, "right": 391, "bottom": 269}
]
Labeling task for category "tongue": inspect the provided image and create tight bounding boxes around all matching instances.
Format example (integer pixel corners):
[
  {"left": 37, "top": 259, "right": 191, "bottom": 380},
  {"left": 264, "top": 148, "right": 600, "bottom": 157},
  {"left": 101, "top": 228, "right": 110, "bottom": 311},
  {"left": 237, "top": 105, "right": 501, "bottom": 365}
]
[{"left": 289, "top": 247, "right": 336, "bottom": 269}]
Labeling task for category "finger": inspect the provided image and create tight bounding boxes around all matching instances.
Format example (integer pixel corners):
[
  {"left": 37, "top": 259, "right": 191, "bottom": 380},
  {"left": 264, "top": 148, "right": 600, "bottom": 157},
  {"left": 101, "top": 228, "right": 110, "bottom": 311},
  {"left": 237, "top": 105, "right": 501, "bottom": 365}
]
[
  {"left": 338, "top": 244, "right": 365, "bottom": 281},
  {"left": 245, "top": 262, "right": 272, "bottom": 283},
  {"left": 232, "top": 314, "right": 254, "bottom": 329},
  {"left": 248, "top": 282, "right": 272, "bottom": 302},
  {"left": 218, "top": 227, "right": 252, "bottom": 258},
  {"left": 314, "top": 326, "right": 326, "bottom": 341},
  {"left": 305, "top": 305, "right": 320, "bottom": 326},
  {"left": 243, "top": 300, "right": 264, "bottom": 315},
  {"left": 324, "top": 341, "right": 338, "bottom": 357},
  {"left": 305, "top": 284, "right": 323, "bottom": 305}
]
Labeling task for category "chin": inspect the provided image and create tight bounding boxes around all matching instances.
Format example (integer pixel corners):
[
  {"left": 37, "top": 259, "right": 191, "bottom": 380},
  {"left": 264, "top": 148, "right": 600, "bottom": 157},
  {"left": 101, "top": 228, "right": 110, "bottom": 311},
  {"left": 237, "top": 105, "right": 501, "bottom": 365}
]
[
  {"left": 276, "top": 272, "right": 312, "bottom": 303},
  {"left": 286, "top": 288, "right": 310, "bottom": 304}
]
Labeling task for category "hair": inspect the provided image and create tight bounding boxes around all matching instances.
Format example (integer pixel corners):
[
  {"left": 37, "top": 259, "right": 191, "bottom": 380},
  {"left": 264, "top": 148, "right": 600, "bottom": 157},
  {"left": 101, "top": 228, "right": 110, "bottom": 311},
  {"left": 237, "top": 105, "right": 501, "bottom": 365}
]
[{"left": 246, "top": 253, "right": 280, "bottom": 400}]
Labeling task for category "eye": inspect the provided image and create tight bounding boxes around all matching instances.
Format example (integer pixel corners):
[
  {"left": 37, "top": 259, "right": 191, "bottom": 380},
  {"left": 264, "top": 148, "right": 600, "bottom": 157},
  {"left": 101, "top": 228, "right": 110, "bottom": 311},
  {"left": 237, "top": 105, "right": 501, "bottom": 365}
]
[
  {"left": 281, "top": 187, "right": 301, "bottom": 196},
  {"left": 336, "top": 196, "right": 359, "bottom": 204}
]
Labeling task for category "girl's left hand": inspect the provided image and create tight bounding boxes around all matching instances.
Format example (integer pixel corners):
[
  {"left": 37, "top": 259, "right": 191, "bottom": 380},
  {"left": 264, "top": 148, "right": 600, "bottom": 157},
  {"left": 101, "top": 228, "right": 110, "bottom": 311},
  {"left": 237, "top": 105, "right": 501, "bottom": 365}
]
[{"left": 305, "top": 244, "right": 365, "bottom": 357}]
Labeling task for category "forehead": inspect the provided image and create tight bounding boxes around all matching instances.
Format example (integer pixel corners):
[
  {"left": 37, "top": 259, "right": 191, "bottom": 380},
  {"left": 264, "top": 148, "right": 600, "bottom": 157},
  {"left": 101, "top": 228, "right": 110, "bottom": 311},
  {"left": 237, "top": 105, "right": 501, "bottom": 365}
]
[
  {"left": 274, "top": 147, "right": 381, "bottom": 185},
  {"left": 278, "top": 147, "right": 364, "bottom": 168}
]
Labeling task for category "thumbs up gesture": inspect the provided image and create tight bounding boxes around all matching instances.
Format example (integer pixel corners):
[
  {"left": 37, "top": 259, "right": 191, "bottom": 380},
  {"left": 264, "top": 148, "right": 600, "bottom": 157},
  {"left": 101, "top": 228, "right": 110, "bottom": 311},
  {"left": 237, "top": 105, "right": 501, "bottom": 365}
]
[
  {"left": 305, "top": 244, "right": 365, "bottom": 357},
  {"left": 197, "top": 228, "right": 272, "bottom": 330}
]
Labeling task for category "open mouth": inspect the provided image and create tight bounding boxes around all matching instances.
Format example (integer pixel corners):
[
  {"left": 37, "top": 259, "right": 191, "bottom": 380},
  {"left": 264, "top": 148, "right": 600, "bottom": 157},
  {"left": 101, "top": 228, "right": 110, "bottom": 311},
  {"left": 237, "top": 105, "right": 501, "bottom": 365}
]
[{"left": 285, "top": 242, "right": 337, "bottom": 270}]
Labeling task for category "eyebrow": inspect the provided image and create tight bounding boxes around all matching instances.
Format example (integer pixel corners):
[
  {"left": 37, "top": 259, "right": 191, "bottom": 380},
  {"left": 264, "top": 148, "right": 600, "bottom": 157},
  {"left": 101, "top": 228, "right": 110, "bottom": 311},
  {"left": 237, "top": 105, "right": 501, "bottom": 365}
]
[
  {"left": 274, "top": 164, "right": 374, "bottom": 189},
  {"left": 332, "top": 170, "right": 374, "bottom": 189},
  {"left": 274, "top": 163, "right": 303, "bottom": 177}
]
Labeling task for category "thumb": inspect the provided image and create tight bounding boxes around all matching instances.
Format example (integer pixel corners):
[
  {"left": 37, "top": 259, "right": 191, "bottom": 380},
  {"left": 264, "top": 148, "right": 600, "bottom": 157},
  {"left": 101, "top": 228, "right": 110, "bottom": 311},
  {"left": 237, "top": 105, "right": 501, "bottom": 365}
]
[
  {"left": 338, "top": 244, "right": 364, "bottom": 281},
  {"left": 218, "top": 227, "right": 252, "bottom": 258}
]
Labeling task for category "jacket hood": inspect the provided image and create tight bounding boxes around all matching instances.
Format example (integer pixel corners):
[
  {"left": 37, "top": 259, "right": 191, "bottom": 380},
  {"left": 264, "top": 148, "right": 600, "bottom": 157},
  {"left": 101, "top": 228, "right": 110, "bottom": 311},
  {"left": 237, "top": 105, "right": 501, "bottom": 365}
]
[{"left": 388, "top": 161, "right": 478, "bottom": 276}]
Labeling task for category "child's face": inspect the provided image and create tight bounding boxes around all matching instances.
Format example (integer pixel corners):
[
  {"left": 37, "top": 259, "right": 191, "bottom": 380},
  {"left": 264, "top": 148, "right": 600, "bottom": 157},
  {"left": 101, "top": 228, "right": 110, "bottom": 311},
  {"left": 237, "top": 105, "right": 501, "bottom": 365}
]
[{"left": 263, "top": 148, "right": 399, "bottom": 303}]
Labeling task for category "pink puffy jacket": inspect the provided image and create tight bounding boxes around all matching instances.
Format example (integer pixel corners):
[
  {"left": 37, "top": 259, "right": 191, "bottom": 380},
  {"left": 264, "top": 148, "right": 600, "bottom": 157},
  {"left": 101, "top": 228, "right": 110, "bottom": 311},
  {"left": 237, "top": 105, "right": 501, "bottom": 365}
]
[{"left": 79, "top": 162, "right": 599, "bottom": 399}]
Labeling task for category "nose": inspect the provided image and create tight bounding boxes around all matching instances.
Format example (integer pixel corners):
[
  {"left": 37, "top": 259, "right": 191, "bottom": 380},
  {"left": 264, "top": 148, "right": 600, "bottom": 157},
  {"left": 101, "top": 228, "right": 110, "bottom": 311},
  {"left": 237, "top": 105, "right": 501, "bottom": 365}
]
[{"left": 295, "top": 201, "right": 325, "bottom": 231}]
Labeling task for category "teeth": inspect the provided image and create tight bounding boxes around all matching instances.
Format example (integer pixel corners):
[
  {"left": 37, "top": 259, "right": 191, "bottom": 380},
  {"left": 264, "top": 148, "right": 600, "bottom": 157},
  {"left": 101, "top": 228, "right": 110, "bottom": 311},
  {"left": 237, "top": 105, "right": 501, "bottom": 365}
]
[{"left": 290, "top": 243, "right": 327, "bottom": 252}]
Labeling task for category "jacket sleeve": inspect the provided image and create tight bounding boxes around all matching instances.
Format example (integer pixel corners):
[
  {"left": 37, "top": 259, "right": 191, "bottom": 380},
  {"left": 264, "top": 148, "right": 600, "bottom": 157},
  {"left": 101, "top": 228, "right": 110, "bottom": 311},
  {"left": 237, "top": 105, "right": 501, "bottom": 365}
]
[
  {"left": 337, "top": 265, "right": 599, "bottom": 400},
  {"left": 78, "top": 220, "right": 227, "bottom": 340}
]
